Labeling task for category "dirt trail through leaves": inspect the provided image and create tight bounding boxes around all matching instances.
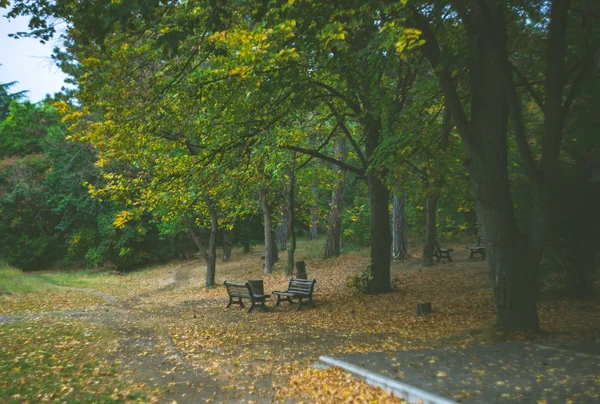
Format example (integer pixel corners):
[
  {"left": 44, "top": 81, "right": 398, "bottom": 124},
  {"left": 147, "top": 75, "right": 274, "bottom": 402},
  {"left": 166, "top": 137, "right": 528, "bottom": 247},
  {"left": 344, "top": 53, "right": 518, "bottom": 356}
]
[{"left": 36, "top": 261, "right": 255, "bottom": 403}]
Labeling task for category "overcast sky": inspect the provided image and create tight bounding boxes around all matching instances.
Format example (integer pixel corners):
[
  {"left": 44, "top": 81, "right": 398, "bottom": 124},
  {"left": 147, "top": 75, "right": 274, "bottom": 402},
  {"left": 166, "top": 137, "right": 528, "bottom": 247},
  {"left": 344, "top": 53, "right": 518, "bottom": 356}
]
[{"left": 0, "top": 13, "right": 69, "bottom": 102}]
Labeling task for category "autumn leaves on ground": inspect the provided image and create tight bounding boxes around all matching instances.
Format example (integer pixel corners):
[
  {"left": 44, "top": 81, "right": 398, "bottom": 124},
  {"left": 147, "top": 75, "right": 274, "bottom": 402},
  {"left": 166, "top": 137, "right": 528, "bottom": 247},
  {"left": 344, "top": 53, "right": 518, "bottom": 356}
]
[{"left": 1, "top": 240, "right": 599, "bottom": 403}]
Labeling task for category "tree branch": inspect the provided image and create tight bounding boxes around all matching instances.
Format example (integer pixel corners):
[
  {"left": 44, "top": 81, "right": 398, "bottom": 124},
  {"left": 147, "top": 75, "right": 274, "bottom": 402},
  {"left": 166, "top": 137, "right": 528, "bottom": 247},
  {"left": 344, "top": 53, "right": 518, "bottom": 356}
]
[
  {"left": 411, "top": 8, "right": 473, "bottom": 149},
  {"left": 281, "top": 145, "right": 365, "bottom": 178},
  {"left": 310, "top": 79, "right": 362, "bottom": 115}
]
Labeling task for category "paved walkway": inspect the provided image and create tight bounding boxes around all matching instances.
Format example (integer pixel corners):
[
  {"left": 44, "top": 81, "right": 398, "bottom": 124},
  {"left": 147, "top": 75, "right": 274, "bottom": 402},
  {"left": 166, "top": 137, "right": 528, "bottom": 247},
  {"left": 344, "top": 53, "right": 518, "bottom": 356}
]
[{"left": 323, "top": 339, "right": 600, "bottom": 403}]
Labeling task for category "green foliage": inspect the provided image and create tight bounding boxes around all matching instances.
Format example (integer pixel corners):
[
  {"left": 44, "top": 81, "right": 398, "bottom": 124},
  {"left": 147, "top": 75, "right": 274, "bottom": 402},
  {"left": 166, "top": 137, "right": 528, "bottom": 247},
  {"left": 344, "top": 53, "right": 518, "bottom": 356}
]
[
  {"left": 0, "top": 153, "right": 56, "bottom": 270},
  {"left": 346, "top": 268, "right": 373, "bottom": 295},
  {"left": 0, "top": 79, "right": 26, "bottom": 121},
  {"left": 0, "top": 100, "right": 195, "bottom": 271},
  {"left": 342, "top": 196, "right": 371, "bottom": 247}
]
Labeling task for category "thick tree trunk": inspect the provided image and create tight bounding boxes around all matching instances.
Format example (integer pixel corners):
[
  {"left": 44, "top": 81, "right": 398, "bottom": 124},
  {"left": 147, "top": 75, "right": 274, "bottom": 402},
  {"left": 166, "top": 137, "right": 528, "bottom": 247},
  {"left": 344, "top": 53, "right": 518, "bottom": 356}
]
[
  {"left": 414, "top": 0, "right": 581, "bottom": 332},
  {"left": 276, "top": 212, "right": 287, "bottom": 251},
  {"left": 325, "top": 138, "right": 346, "bottom": 258},
  {"left": 364, "top": 116, "right": 391, "bottom": 294},
  {"left": 285, "top": 168, "right": 296, "bottom": 276},
  {"left": 422, "top": 196, "right": 437, "bottom": 267},
  {"left": 392, "top": 192, "right": 408, "bottom": 260},
  {"left": 259, "top": 188, "right": 276, "bottom": 274},
  {"left": 466, "top": 3, "right": 539, "bottom": 332},
  {"left": 414, "top": 3, "right": 542, "bottom": 331}
]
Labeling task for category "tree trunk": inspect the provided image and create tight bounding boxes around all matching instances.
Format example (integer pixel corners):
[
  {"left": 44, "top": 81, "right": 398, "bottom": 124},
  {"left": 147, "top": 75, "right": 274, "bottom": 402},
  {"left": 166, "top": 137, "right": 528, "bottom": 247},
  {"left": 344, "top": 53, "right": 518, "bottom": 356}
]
[
  {"left": 364, "top": 115, "right": 391, "bottom": 294},
  {"left": 422, "top": 197, "right": 437, "bottom": 267},
  {"left": 325, "top": 138, "right": 346, "bottom": 258},
  {"left": 309, "top": 177, "right": 319, "bottom": 240},
  {"left": 205, "top": 197, "right": 218, "bottom": 287},
  {"left": 466, "top": 3, "right": 539, "bottom": 332},
  {"left": 285, "top": 167, "right": 296, "bottom": 276},
  {"left": 276, "top": 211, "right": 287, "bottom": 251},
  {"left": 259, "top": 188, "right": 276, "bottom": 274},
  {"left": 309, "top": 136, "right": 320, "bottom": 240},
  {"left": 183, "top": 210, "right": 217, "bottom": 288},
  {"left": 392, "top": 191, "right": 408, "bottom": 260},
  {"left": 413, "top": 3, "right": 542, "bottom": 331},
  {"left": 222, "top": 227, "right": 234, "bottom": 261}
]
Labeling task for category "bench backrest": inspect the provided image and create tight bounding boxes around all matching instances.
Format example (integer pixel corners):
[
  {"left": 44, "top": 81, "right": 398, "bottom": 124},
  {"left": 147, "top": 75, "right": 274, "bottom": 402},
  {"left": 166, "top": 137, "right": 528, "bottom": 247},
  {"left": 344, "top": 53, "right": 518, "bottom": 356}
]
[
  {"left": 288, "top": 278, "right": 316, "bottom": 295},
  {"left": 224, "top": 281, "right": 252, "bottom": 298}
]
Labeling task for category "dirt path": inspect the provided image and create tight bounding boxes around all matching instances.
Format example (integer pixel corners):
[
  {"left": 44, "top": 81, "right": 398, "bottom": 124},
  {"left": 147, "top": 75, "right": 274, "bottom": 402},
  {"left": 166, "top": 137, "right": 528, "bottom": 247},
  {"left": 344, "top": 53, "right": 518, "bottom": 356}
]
[{"left": 35, "top": 261, "right": 256, "bottom": 403}]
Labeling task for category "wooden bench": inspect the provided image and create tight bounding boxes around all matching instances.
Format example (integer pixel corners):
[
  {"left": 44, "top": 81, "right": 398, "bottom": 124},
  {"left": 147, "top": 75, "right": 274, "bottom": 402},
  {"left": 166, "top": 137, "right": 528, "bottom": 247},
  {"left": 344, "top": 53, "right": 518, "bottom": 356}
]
[
  {"left": 272, "top": 278, "right": 316, "bottom": 311},
  {"left": 465, "top": 236, "right": 486, "bottom": 260},
  {"left": 223, "top": 281, "right": 270, "bottom": 313},
  {"left": 434, "top": 242, "right": 453, "bottom": 262}
]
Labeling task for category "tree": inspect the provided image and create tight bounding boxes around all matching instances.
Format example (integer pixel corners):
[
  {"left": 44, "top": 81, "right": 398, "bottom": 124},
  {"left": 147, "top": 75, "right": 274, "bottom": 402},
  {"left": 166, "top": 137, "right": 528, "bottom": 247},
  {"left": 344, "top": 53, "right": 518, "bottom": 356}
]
[
  {"left": 412, "top": 0, "right": 600, "bottom": 331},
  {"left": 0, "top": 79, "right": 27, "bottom": 121}
]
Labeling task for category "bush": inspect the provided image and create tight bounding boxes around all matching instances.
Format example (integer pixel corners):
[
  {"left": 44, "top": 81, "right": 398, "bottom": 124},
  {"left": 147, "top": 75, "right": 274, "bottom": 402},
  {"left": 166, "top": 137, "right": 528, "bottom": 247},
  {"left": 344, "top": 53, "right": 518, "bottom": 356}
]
[{"left": 346, "top": 268, "right": 372, "bottom": 295}]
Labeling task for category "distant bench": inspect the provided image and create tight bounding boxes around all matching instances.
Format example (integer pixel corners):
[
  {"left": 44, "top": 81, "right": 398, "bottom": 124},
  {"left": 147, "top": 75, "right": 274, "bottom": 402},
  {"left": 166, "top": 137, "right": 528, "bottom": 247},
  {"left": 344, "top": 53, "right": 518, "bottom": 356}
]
[
  {"left": 434, "top": 242, "right": 453, "bottom": 262},
  {"left": 466, "top": 236, "right": 485, "bottom": 260},
  {"left": 272, "top": 278, "right": 316, "bottom": 311},
  {"left": 223, "top": 281, "right": 270, "bottom": 313}
]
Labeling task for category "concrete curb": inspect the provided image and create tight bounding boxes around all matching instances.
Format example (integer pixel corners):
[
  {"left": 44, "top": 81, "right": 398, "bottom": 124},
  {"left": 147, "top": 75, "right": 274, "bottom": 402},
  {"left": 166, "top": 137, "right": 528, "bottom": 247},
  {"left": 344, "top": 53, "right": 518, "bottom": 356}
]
[{"left": 319, "top": 356, "right": 457, "bottom": 404}]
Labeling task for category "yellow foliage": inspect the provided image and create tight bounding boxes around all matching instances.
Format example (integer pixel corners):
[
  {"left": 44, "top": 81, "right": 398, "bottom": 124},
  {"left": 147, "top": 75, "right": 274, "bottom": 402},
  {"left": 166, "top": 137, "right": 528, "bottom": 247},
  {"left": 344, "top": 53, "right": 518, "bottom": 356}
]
[{"left": 113, "top": 210, "right": 133, "bottom": 229}]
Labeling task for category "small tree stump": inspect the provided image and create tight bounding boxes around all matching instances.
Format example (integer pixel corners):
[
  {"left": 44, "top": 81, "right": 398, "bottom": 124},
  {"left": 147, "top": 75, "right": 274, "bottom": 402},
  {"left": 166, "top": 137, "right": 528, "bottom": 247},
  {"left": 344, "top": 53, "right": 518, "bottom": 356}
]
[
  {"left": 296, "top": 261, "right": 307, "bottom": 279},
  {"left": 247, "top": 279, "right": 265, "bottom": 295},
  {"left": 416, "top": 302, "right": 432, "bottom": 316}
]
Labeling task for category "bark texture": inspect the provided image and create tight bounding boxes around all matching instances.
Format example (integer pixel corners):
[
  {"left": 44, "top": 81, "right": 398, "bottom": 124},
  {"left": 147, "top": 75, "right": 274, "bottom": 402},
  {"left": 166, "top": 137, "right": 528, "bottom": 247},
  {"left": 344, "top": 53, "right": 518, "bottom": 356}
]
[
  {"left": 222, "top": 227, "right": 234, "bottom": 262},
  {"left": 259, "top": 188, "right": 276, "bottom": 274},
  {"left": 285, "top": 168, "right": 297, "bottom": 276},
  {"left": 364, "top": 114, "right": 391, "bottom": 294},
  {"left": 422, "top": 196, "right": 437, "bottom": 267},
  {"left": 276, "top": 212, "right": 288, "bottom": 251},
  {"left": 309, "top": 173, "right": 319, "bottom": 240},
  {"left": 392, "top": 192, "right": 409, "bottom": 260},
  {"left": 184, "top": 206, "right": 217, "bottom": 288}
]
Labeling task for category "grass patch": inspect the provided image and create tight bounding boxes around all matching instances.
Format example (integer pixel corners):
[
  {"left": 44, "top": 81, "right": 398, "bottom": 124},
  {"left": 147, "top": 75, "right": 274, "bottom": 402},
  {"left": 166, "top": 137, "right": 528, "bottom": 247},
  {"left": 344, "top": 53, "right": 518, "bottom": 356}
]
[
  {"left": 0, "top": 263, "right": 50, "bottom": 295},
  {"left": 34, "top": 263, "right": 177, "bottom": 298},
  {"left": 0, "top": 263, "right": 107, "bottom": 315},
  {"left": 0, "top": 319, "right": 156, "bottom": 403}
]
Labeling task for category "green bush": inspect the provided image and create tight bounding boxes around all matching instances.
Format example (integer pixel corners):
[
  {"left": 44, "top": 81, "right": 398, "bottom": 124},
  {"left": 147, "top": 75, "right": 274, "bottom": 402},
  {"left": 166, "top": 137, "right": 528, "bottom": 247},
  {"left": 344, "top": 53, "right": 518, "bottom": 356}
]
[{"left": 346, "top": 268, "right": 373, "bottom": 295}]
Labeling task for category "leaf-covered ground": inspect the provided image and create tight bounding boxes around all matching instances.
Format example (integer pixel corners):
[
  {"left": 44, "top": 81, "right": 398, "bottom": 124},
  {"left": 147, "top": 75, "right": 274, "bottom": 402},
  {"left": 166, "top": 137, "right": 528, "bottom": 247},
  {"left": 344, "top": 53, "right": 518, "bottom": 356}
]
[{"left": 1, "top": 240, "right": 598, "bottom": 403}]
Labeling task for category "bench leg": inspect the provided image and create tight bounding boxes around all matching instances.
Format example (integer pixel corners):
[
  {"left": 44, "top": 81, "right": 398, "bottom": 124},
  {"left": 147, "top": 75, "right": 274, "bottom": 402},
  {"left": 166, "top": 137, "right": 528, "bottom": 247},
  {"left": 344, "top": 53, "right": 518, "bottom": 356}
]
[
  {"left": 296, "top": 298, "right": 303, "bottom": 311},
  {"left": 481, "top": 250, "right": 486, "bottom": 261},
  {"left": 226, "top": 298, "right": 233, "bottom": 308},
  {"left": 447, "top": 254, "right": 452, "bottom": 262},
  {"left": 248, "top": 302, "right": 255, "bottom": 313},
  {"left": 469, "top": 250, "right": 475, "bottom": 260}
]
